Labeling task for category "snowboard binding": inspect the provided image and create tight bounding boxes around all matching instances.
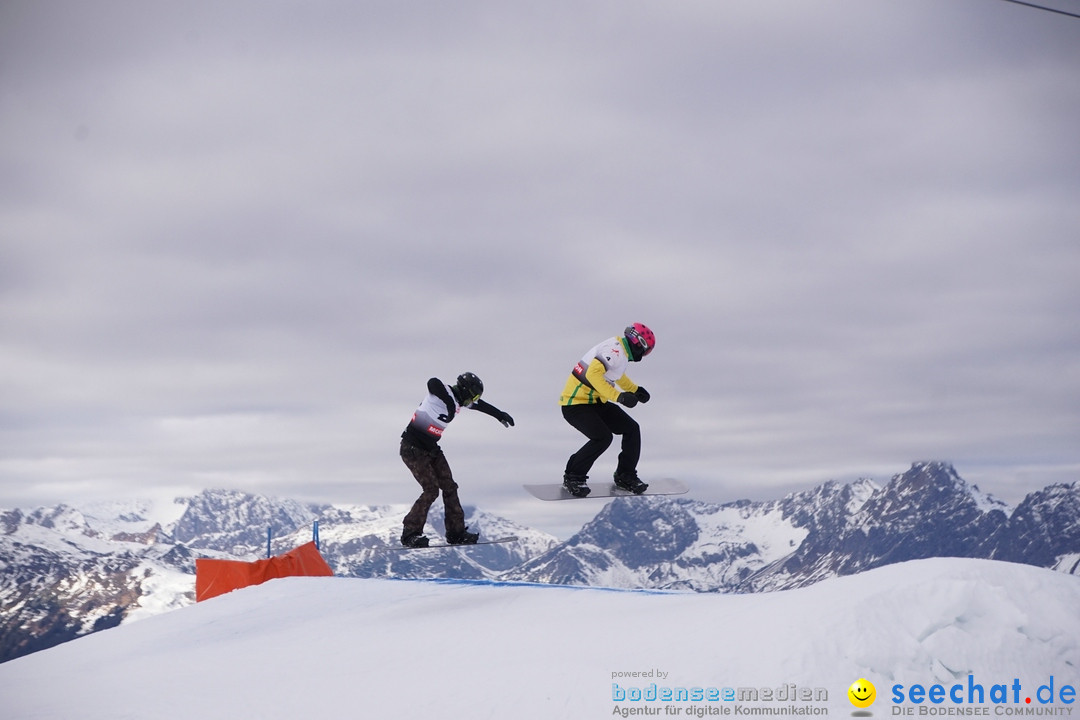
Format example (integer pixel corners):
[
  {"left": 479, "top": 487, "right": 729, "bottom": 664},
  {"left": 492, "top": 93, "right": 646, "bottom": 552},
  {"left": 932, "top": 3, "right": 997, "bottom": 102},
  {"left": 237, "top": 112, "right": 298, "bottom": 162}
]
[{"left": 562, "top": 474, "right": 592, "bottom": 498}]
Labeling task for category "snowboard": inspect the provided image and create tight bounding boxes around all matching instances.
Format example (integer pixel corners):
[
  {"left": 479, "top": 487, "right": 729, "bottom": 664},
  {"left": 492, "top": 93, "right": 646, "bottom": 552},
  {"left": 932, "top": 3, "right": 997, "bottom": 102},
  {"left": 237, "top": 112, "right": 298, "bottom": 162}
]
[
  {"left": 523, "top": 478, "right": 688, "bottom": 501},
  {"left": 395, "top": 536, "right": 518, "bottom": 550}
]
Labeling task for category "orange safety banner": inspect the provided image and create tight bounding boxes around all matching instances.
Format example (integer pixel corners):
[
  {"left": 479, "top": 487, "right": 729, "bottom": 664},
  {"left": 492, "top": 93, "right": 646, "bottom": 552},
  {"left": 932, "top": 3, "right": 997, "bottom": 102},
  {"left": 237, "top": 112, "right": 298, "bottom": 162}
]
[{"left": 195, "top": 541, "right": 333, "bottom": 602}]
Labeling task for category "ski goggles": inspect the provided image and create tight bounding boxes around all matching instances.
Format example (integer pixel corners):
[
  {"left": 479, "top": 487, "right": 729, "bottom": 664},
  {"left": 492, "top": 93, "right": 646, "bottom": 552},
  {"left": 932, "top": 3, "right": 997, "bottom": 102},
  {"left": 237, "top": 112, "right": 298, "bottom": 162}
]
[{"left": 626, "top": 327, "right": 651, "bottom": 356}]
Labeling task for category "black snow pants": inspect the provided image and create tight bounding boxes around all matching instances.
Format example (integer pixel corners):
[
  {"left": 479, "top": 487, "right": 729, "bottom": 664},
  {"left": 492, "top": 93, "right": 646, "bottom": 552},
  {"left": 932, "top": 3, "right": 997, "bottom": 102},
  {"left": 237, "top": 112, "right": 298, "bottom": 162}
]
[{"left": 562, "top": 402, "right": 640, "bottom": 479}]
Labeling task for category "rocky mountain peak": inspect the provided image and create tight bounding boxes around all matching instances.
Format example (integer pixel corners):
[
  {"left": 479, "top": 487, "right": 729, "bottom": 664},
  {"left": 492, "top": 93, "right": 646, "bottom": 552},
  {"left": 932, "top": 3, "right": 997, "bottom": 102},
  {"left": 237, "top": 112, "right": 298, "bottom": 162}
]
[
  {"left": 851, "top": 462, "right": 1010, "bottom": 531},
  {"left": 170, "top": 489, "right": 317, "bottom": 550},
  {"left": 572, "top": 497, "right": 700, "bottom": 568}
]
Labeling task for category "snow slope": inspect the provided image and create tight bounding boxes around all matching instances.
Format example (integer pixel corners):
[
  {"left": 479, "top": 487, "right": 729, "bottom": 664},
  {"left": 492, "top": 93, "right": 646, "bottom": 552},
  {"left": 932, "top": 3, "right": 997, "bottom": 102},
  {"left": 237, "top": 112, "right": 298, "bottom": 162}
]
[{"left": 1, "top": 558, "right": 1077, "bottom": 719}]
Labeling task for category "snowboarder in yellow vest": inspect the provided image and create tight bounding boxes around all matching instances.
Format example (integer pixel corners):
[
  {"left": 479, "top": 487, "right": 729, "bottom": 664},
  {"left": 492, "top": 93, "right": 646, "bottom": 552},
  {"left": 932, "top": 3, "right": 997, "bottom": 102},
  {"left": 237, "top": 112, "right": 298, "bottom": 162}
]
[{"left": 559, "top": 323, "right": 655, "bottom": 498}]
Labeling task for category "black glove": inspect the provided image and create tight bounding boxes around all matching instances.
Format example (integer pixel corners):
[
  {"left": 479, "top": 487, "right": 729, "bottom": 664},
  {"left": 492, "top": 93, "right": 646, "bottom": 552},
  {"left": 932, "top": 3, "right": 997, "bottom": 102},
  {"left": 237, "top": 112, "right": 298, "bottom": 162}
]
[
  {"left": 634, "top": 386, "right": 650, "bottom": 403},
  {"left": 617, "top": 392, "right": 639, "bottom": 408},
  {"left": 473, "top": 399, "right": 514, "bottom": 427}
]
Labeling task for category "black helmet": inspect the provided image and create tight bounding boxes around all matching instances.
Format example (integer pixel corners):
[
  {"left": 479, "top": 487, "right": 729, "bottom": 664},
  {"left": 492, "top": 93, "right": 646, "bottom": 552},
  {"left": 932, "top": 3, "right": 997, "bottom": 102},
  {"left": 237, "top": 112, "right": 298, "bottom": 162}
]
[{"left": 455, "top": 372, "right": 484, "bottom": 404}]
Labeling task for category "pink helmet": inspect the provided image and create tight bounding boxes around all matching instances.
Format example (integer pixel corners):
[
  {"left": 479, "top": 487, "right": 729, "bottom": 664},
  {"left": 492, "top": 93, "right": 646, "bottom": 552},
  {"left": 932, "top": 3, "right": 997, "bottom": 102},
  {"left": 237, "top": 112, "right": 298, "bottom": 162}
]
[{"left": 624, "top": 323, "right": 655, "bottom": 360}]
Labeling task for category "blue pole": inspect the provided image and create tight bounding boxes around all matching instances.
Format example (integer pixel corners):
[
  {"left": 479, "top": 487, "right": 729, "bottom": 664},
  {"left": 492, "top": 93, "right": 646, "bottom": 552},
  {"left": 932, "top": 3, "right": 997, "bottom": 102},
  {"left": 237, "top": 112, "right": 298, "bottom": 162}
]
[
  {"left": 313, "top": 520, "right": 320, "bottom": 550},
  {"left": 267, "top": 526, "right": 272, "bottom": 558}
]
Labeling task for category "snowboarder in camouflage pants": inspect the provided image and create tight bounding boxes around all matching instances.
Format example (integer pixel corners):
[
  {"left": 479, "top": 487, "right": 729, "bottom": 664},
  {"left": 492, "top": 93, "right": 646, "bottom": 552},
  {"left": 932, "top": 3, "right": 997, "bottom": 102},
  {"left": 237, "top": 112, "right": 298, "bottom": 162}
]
[{"left": 400, "top": 372, "right": 514, "bottom": 548}]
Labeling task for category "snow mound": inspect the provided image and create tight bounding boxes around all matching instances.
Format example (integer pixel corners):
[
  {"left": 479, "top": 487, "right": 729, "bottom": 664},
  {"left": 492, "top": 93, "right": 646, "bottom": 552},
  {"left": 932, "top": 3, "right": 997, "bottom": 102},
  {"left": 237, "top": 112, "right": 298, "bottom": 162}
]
[{"left": 1, "top": 558, "right": 1077, "bottom": 719}]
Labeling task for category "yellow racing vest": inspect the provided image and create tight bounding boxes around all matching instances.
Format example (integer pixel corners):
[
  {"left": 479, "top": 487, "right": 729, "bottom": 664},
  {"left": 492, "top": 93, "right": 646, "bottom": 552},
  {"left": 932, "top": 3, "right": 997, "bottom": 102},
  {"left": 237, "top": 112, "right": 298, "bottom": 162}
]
[{"left": 559, "top": 335, "right": 639, "bottom": 406}]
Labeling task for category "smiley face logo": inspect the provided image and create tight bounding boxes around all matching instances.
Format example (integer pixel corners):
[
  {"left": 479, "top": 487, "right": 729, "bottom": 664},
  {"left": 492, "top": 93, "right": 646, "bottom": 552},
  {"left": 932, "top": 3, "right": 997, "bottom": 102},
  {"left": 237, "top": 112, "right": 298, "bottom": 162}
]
[{"left": 848, "top": 678, "right": 876, "bottom": 709}]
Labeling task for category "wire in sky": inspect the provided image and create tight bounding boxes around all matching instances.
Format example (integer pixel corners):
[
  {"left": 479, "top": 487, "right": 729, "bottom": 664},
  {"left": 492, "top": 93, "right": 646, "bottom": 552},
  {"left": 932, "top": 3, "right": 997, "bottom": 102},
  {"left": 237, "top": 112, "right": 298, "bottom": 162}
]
[{"left": 996, "top": 0, "right": 1080, "bottom": 19}]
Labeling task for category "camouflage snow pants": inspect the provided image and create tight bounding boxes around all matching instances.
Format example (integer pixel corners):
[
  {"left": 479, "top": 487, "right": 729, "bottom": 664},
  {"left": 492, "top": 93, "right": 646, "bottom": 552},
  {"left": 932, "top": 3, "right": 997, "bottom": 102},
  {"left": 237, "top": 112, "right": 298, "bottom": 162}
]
[{"left": 400, "top": 438, "right": 466, "bottom": 538}]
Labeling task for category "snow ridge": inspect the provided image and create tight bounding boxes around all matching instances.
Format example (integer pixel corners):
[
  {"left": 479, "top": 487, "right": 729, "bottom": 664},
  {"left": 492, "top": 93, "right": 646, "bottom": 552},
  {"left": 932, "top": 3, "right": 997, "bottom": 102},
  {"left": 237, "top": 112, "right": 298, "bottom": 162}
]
[{"left": 1, "top": 558, "right": 1078, "bottom": 720}]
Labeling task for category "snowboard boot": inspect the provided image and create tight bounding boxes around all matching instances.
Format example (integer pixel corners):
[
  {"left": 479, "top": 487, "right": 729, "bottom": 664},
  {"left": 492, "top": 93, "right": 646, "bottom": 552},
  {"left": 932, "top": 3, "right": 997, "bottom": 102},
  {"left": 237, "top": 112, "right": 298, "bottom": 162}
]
[
  {"left": 613, "top": 470, "right": 649, "bottom": 495},
  {"left": 446, "top": 527, "right": 479, "bottom": 545},
  {"left": 562, "top": 473, "right": 591, "bottom": 498},
  {"left": 401, "top": 531, "right": 430, "bottom": 548}
]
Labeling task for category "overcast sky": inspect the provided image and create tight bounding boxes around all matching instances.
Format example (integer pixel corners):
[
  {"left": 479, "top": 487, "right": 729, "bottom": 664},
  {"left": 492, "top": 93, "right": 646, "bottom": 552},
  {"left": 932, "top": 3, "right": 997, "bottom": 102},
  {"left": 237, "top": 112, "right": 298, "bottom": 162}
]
[{"left": 2, "top": 0, "right": 1078, "bottom": 537}]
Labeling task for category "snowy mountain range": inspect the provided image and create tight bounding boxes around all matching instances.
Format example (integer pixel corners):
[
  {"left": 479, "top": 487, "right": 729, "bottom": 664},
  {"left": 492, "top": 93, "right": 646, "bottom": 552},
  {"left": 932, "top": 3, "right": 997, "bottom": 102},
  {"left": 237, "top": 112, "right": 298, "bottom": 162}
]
[
  {"left": 508, "top": 462, "right": 1080, "bottom": 590},
  {"left": 2, "top": 461, "right": 1077, "bottom": 664}
]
